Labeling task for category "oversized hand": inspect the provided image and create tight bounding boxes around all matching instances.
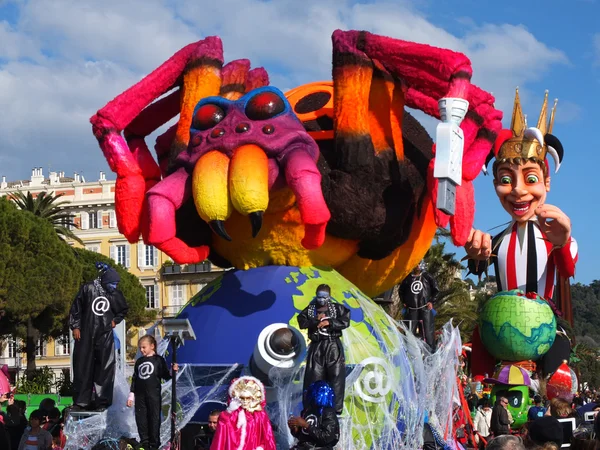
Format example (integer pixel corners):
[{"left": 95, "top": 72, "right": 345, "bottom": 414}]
[
  {"left": 536, "top": 204, "right": 571, "bottom": 247},
  {"left": 464, "top": 228, "right": 492, "bottom": 260}
]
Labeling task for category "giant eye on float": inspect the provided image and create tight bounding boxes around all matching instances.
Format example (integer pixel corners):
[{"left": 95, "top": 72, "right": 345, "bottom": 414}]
[
  {"left": 89, "top": 28, "right": 568, "bottom": 450},
  {"left": 245, "top": 91, "right": 286, "bottom": 120},
  {"left": 192, "top": 103, "right": 226, "bottom": 130}
]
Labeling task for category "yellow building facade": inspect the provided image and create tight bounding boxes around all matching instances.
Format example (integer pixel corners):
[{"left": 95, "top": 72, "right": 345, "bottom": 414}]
[{"left": 0, "top": 168, "right": 223, "bottom": 383}]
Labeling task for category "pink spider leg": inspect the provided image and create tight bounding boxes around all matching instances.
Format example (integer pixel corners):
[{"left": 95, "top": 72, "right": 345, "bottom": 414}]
[
  {"left": 146, "top": 167, "right": 209, "bottom": 263},
  {"left": 90, "top": 37, "right": 224, "bottom": 242},
  {"left": 280, "top": 145, "right": 331, "bottom": 249}
]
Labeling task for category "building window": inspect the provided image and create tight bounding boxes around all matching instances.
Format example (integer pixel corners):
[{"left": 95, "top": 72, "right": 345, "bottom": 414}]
[
  {"left": 7, "top": 337, "right": 18, "bottom": 358},
  {"left": 36, "top": 339, "right": 47, "bottom": 357},
  {"left": 89, "top": 210, "right": 98, "bottom": 229},
  {"left": 111, "top": 244, "right": 130, "bottom": 267},
  {"left": 146, "top": 285, "right": 159, "bottom": 309},
  {"left": 85, "top": 244, "right": 101, "bottom": 253},
  {"left": 54, "top": 335, "right": 70, "bottom": 356},
  {"left": 170, "top": 284, "right": 186, "bottom": 308},
  {"left": 61, "top": 215, "right": 74, "bottom": 231},
  {"left": 145, "top": 246, "right": 156, "bottom": 267},
  {"left": 137, "top": 243, "right": 158, "bottom": 270}
]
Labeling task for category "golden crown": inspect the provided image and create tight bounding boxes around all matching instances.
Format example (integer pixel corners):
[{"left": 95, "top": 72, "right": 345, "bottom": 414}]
[{"left": 497, "top": 88, "right": 558, "bottom": 162}]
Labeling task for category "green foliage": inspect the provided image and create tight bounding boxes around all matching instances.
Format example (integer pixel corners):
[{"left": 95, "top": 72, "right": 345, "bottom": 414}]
[
  {"left": 16, "top": 366, "right": 56, "bottom": 394},
  {"left": 0, "top": 198, "right": 82, "bottom": 372},
  {"left": 422, "top": 230, "right": 476, "bottom": 342},
  {"left": 11, "top": 191, "right": 82, "bottom": 244},
  {"left": 72, "top": 248, "right": 155, "bottom": 329},
  {"left": 572, "top": 281, "right": 600, "bottom": 343},
  {"left": 55, "top": 371, "right": 73, "bottom": 396}
]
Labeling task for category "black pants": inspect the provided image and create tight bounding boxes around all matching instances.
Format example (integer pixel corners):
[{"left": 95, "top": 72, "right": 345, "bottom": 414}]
[
  {"left": 404, "top": 307, "right": 435, "bottom": 350},
  {"left": 72, "top": 330, "right": 116, "bottom": 409},
  {"left": 135, "top": 390, "right": 162, "bottom": 449},
  {"left": 303, "top": 339, "right": 345, "bottom": 414}
]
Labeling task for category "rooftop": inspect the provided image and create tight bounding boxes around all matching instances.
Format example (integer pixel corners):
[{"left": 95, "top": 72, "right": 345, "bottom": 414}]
[{"left": 1, "top": 168, "right": 111, "bottom": 190}]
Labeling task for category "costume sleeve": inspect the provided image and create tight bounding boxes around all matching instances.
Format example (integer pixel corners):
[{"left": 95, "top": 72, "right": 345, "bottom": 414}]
[
  {"left": 130, "top": 360, "right": 139, "bottom": 393},
  {"left": 159, "top": 356, "right": 172, "bottom": 382},
  {"left": 328, "top": 304, "right": 351, "bottom": 331},
  {"left": 553, "top": 237, "right": 578, "bottom": 278},
  {"left": 424, "top": 272, "right": 439, "bottom": 303},
  {"left": 111, "top": 290, "right": 129, "bottom": 325},
  {"left": 69, "top": 285, "right": 85, "bottom": 330},
  {"left": 306, "top": 409, "right": 340, "bottom": 446},
  {"left": 297, "top": 305, "right": 319, "bottom": 330}
]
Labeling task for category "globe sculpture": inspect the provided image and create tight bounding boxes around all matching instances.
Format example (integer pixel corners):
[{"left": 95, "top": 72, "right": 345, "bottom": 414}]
[
  {"left": 170, "top": 265, "right": 459, "bottom": 449},
  {"left": 479, "top": 290, "right": 557, "bottom": 361}
]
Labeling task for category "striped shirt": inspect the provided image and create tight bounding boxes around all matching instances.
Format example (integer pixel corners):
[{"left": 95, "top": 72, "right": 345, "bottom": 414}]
[{"left": 469, "top": 220, "right": 578, "bottom": 299}]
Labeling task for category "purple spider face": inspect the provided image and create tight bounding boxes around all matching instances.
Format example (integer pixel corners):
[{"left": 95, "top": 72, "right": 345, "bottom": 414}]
[
  {"left": 177, "top": 87, "right": 318, "bottom": 185},
  {"left": 173, "top": 86, "right": 328, "bottom": 245}
]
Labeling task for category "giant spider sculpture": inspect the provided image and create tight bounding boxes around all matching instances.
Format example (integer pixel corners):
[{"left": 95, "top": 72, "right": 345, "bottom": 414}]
[{"left": 91, "top": 30, "right": 502, "bottom": 296}]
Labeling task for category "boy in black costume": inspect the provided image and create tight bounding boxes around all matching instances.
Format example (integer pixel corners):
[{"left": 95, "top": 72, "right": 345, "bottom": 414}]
[
  {"left": 70, "top": 263, "right": 129, "bottom": 411},
  {"left": 297, "top": 284, "right": 350, "bottom": 415},
  {"left": 127, "top": 334, "right": 178, "bottom": 450}
]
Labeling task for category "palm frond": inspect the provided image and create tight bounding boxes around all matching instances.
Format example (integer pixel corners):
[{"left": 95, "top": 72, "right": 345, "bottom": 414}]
[{"left": 12, "top": 190, "right": 81, "bottom": 245}]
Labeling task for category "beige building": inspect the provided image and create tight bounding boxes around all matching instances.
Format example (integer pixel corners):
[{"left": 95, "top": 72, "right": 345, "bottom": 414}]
[{"left": 0, "top": 168, "right": 223, "bottom": 383}]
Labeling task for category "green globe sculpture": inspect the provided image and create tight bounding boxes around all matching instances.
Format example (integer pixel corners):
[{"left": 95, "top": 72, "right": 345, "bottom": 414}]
[{"left": 479, "top": 289, "right": 557, "bottom": 361}]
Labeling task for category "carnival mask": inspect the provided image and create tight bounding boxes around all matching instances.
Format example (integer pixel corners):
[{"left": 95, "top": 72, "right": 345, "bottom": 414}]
[
  {"left": 230, "top": 377, "right": 263, "bottom": 412},
  {"left": 316, "top": 291, "right": 330, "bottom": 306}
]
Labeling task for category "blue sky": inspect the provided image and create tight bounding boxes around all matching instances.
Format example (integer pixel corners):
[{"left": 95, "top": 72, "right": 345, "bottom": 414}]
[{"left": 0, "top": 0, "right": 597, "bottom": 285}]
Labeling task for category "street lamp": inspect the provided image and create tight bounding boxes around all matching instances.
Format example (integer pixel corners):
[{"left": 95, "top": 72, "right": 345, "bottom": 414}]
[{"left": 162, "top": 318, "right": 196, "bottom": 447}]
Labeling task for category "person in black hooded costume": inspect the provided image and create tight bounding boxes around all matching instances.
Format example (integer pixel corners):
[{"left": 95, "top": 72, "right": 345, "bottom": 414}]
[
  {"left": 297, "top": 284, "right": 350, "bottom": 415},
  {"left": 399, "top": 260, "right": 439, "bottom": 350},
  {"left": 70, "top": 262, "right": 129, "bottom": 411}
]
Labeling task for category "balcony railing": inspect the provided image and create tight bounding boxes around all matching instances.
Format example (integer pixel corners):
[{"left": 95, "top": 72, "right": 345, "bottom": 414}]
[{"left": 163, "top": 262, "right": 212, "bottom": 275}]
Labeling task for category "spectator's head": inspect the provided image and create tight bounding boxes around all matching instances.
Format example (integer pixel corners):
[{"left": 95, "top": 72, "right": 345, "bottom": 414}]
[
  {"left": 48, "top": 407, "right": 61, "bottom": 421},
  {"left": 40, "top": 397, "right": 56, "bottom": 413},
  {"left": 526, "top": 416, "right": 564, "bottom": 447},
  {"left": 550, "top": 397, "right": 573, "bottom": 418},
  {"left": 6, "top": 404, "right": 19, "bottom": 417},
  {"left": 208, "top": 410, "right": 221, "bottom": 432},
  {"left": 486, "top": 435, "right": 526, "bottom": 450},
  {"left": 29, "top": 409, "right": 44, "bottom": 429},
  {"left": 574, "top": 396, "right": 584, "bottom": 407},
  {"left": 534, "top": 394, "right": 543, "bottom": 405},
  {"left": 570, "top": 424, "right": 599, "bottom": 450},
  {"left": 138, "top": 335, "right": 158, "bottom": 357},
  {"left": 482, "top": 399, "right": 491, "bottom": 409},
  {"left": 16, "top": 399, "right": 26, "bottom": 415},
  {"left": 498, "top": 396, "right": 509, "bottom": 408}
]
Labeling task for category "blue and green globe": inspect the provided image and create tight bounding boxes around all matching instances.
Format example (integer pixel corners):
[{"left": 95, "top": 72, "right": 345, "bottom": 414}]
[
  {"left": 172, "top": 265, "right": 420, "bottom": 448},
  {"left": 479, "top": 289, "right": 557, "bottom": 361}
]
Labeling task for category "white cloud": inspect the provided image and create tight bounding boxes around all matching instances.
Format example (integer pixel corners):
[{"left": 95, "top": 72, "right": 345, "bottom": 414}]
[{"left": 0, "top": 0, "right": 573, "bottom": 182}]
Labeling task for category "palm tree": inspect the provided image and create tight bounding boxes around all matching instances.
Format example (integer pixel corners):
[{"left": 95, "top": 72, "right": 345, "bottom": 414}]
[{"left": 11, "top": 191, "right": 83, "bottom": 244}]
